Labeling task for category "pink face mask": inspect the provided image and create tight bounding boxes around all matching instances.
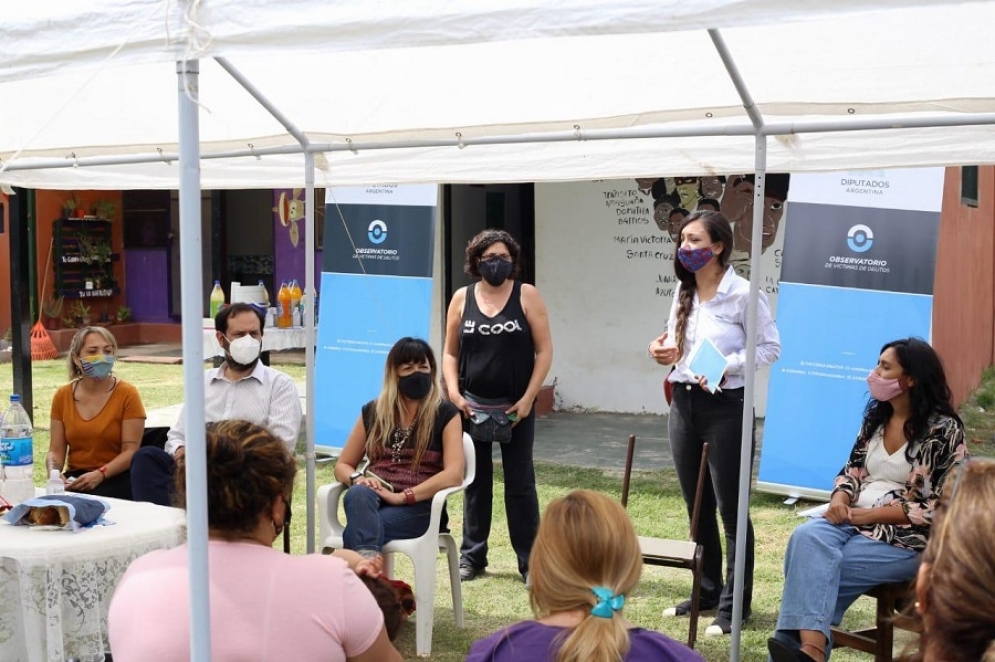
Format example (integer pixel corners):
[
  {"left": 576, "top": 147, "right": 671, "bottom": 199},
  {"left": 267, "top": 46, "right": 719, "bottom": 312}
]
[{"left": 867, "top": 371, "right": 906, "bottom": 402}]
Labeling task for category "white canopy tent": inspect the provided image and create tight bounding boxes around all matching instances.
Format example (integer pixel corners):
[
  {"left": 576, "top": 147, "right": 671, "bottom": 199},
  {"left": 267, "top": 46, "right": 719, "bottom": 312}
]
[
  {"left": 5, "top": 0, "right": 995, "bottom": 188},
  {"left": 4, "top": 1, "right": 995, "bottom": 659}
]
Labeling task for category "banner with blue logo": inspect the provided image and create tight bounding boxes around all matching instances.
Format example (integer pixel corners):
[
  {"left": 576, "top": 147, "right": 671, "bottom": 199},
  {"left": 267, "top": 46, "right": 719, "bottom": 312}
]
[
  {"left": 315, "top": 185, "right": 438, "bottom": 453},
  {"left": 758, "top": 168, "right": 944, "bottom": 500}
]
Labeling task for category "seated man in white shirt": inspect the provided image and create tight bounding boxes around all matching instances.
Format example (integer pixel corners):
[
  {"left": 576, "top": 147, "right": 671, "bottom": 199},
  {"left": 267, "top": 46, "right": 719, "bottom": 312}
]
[{"left": 131, "top": 303, "right": 303, "bottom": 506}]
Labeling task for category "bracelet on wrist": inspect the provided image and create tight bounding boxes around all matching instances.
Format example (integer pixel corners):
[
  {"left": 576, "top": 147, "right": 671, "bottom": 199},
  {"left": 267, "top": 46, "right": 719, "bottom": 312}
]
[
  {"left": 97, "top": 466, "right": 108, "bottom": 479},
  {"left": 403, "top": 487, "right": 416, "bottom": 505}
]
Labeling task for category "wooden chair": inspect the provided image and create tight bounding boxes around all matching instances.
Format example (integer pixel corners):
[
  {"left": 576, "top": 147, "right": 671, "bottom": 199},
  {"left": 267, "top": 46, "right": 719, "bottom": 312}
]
[
  {"left": 621, "top": 435, "right": 709, "bottom": 649},
  {"left": 831, "top": 581, "right": 920, "bottom": 662}
]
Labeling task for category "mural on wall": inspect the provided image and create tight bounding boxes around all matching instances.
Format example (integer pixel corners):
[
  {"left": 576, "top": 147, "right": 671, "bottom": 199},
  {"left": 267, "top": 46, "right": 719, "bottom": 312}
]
[
  {"left": 536, "top": 174, "right": 790, "bottom": 414},
  {"left": 273, "top": 188, "right": 306, "bottom": 247},
  {"left": 624, "top": 174, "right": 789, "bottom": 300},
  {"left": 633, "top": 174, "right": 790, "bottom": 282},
  {"left": 272, "top": 188, "right": 325, "bottom": 296}
]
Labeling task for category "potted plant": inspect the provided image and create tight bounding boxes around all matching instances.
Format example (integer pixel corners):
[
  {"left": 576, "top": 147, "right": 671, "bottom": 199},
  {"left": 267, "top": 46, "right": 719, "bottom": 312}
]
[
  {"left": 91, "top": 239, "right": 113, "bottom": 264},
  {"left": 115, "top": 305, "right": 132, "bottom": 323},
  {"left": 62, "top": 196, "right": 81, "bottom": 220},
  {"left": 42, "top": 296, "right": 65, "bottom": 330},
  {"left": 75, "top": 232, "right": 96, "bottom": 263},
  {"left": 71, "top": 299, "right": 91, "bottom": 327},
  {"left": 93, "top": 200, "right": 117, "bottom": 221}
]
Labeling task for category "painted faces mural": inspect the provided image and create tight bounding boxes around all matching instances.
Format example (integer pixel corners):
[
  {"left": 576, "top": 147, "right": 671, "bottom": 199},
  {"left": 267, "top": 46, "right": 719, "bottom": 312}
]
[{"left": 633, "top": 173, "right": 790, "bottom": 280}]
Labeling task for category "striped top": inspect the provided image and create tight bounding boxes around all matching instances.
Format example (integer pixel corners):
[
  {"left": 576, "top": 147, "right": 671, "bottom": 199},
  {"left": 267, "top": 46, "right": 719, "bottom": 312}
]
[{"left": 362, "top": 400, "right": 459, "bottom": 491}]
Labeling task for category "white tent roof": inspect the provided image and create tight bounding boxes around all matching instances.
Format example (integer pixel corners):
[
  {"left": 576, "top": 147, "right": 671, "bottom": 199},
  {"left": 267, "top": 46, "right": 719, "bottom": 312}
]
[{"left": 3, "top": 0, "right": 995, "bottom": 189}]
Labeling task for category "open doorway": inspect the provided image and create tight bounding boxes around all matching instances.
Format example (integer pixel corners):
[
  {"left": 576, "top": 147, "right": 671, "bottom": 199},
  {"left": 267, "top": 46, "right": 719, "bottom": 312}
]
[{"left": 443, "top": 183, "right": 535, "bottom": 304}]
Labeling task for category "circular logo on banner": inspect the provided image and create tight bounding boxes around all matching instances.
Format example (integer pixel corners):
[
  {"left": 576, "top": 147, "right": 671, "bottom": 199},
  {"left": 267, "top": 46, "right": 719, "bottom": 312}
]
[
  {"left": 368, "top": 220, "right": 388, "bottom": 244},
  {"left": 846, "top": 224, "right": 874, "bottom": 253}
]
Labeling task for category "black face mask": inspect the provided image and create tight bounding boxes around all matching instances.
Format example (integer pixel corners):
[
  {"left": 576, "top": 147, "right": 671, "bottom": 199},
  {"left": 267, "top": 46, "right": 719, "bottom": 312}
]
[
  {"left": 479, "top": 258, "right": 513, "bottom": 286},
  {"left": 398, "top": 371, "right": 433, "bottom": 400}
]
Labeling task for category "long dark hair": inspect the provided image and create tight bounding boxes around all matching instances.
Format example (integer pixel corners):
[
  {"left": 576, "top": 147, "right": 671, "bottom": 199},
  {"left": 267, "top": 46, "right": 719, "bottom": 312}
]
[
  {"left": 368, "top": 337, "right": 442, "bottom": 469},
  {"left": 859, "top": 338, "right": 962, "bottom": 463},
  {"left": 672, "top": 211, "right": 733, "bottom": 359}
]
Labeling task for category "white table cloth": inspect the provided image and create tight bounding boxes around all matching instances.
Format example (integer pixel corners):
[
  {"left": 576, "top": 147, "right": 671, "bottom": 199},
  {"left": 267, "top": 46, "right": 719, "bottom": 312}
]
[
  {"left": 0, "top": 496, "right": 186, "bottom": 662},
  {"left": 202, "top": 321, "right": 308, "bottom": 358}
]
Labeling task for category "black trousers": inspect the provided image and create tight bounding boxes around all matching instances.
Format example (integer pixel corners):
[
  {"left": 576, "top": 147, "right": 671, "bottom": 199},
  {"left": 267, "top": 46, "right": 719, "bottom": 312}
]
[
  {"left": 129, "top": 446, "right": 175, "bottom": 506},
  {"left": 668, "top": 384, "right": 755, "bottom": 618},
  {"left": 460, "top": 412, "right": 540, "bottom": 576}
]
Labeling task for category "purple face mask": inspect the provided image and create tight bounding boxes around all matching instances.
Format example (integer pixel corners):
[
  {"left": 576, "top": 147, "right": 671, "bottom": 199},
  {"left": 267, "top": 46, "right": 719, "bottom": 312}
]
[
  {"left": 867, "top": 371, "right": 906, "bottom": 402},
  {"left": 677, "top": 246, "right": 715, "bottom": 273}
]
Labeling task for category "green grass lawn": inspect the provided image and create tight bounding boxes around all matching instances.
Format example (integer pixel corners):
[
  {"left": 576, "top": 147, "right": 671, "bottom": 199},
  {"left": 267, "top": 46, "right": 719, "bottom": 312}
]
[{"left": 2, "top": 358, "right": 992, "bottom": 661}]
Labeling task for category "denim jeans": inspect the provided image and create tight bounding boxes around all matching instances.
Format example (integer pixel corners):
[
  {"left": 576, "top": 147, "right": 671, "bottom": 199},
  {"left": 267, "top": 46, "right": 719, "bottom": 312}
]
[
  {"left": 461, "top": 412, "right": 539, "bottom": 576},
  {"left": 669, "top": 384, "right": 754, "bottom": 618},
  {"left": 771, "top": 518, "right": 920, "bottom": 660},
  {"left": 342, "top": 484, "right": 437, "bottom": 554}
]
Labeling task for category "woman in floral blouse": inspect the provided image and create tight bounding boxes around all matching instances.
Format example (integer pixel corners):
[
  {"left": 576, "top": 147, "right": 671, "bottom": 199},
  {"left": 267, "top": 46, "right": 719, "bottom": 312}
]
[{"left": 767, "top": 338, "right": 967, "bottom": 662}]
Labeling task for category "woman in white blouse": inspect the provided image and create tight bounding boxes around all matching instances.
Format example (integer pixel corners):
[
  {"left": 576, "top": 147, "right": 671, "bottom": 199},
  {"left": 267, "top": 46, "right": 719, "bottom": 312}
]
[{"left": 647, "top": 210, "right": 781, "bottom": 637}]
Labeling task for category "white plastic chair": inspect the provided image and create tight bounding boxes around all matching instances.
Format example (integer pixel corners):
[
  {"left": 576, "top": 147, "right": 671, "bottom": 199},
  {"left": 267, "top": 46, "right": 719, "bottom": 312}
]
[{"left": 317, "top": 432, "right": 476, "bottom": 657}]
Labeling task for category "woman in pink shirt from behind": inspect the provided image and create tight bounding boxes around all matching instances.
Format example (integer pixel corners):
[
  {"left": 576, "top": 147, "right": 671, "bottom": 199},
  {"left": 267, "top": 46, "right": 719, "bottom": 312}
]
[{"left": 109, "top": 419, "right": 401, "bottom": 662}]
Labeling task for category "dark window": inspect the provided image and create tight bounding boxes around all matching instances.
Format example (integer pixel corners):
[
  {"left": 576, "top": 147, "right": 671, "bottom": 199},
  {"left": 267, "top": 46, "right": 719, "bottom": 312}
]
[
  {"left": 123, "top": 190, "right": 171, "bottom": 248},
  {"left": 961, "top": 165, "right": 979, "bottom": 208}
]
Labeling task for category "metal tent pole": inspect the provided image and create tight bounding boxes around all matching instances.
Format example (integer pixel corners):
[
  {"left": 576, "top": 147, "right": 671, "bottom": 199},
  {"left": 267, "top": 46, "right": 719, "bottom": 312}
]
[
  {"left": 177, "top": 58, "right": 212, "bottom": 662},
  {"left": 708, "top": 28, "right": 767, "bottom": 661},
  {"left": 8, "top": 111, "right": 995, "bottom": 175},
  {"left": 304, "top": 153, "right": 316, "bottom": 553},
  {"left": 733, "top": 133, "right": 767, "bottom": 658}
]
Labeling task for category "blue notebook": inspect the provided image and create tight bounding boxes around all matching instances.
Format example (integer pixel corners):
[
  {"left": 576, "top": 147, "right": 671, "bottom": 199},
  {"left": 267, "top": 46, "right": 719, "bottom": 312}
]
[{"left": 687, "top": 337, "right": 730, "bottom": 394}]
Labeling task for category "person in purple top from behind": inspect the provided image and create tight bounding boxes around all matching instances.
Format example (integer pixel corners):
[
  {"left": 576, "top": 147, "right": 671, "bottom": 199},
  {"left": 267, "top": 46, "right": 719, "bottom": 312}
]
[{"left": 466, "top": 490, "right": 703, "bottom": 662}]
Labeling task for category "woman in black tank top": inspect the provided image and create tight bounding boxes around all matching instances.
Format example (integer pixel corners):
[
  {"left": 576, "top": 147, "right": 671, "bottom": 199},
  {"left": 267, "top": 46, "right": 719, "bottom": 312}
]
[{"left": 442, "top": 229, "right": 554, "bottom": 584}]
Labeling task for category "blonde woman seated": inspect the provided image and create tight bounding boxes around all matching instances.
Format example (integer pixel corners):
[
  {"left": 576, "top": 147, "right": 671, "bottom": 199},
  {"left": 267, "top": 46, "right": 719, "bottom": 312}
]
[
  {"left": 48, "top": 326, "right": 145, "bottom": 500},
  {"left": 467, "top": 490, "right": 702, "bottom": 662},
  {"left": 913, "top": 459, "right": 995, "bottom": 661},
  {"left": 109, "top": 420, "right": 401, "bottom": 662},
  {"left": 333, "top": 337, "right": 463, "bottom": 559}
]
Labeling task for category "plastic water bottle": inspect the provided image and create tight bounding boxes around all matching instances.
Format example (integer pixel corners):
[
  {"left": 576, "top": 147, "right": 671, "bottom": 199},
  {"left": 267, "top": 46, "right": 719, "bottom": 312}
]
[
  {"left": 289, "top": 279, "right": 302, "bottom": 322},
  {"left": 46, "top": 469, "right": 65, "bottom": 495},
  {"left": 258, "top": 279, "right": 270, "bottom": 307},
  {"left": 210, "top": 280, "right": 226, "bottom": 318},
  {"left": 0, "top": 394, "right": 36, "bottom": 505}
]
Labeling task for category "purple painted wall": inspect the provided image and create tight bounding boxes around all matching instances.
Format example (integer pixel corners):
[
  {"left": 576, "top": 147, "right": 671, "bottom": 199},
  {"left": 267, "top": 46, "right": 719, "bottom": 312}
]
[
  {"left": 272, "top": 189, "right": 322, "bottom": 297},
  {"left": 125, "top": 249, "right": 171, "bottom": 322}
]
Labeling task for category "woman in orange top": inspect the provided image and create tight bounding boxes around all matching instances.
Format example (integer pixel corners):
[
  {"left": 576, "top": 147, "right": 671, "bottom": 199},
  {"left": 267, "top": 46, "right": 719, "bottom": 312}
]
[{"left": 47, "top": 326, "right": 146, "bottom": 500}]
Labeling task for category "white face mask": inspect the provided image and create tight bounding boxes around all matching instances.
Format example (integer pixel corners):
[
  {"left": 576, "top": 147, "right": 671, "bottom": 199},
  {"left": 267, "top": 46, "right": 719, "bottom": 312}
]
[{"left": 226, "top": 335, "right": 261, "bottom": 366}]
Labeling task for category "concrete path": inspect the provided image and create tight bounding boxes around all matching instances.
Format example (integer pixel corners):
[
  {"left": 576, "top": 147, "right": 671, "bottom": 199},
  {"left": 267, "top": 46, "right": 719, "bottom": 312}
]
[{"left": 532, "top": 412, "right": 671, "bottom": 471}]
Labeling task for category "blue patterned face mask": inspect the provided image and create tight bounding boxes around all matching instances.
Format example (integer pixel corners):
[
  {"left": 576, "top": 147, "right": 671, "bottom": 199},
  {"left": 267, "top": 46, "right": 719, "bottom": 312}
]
[
  {"left": 80, "top": 354, "right": 115, "bottom": 380},
  {"left": 677, "top": 246, "right": 715, "bottom": 273}
]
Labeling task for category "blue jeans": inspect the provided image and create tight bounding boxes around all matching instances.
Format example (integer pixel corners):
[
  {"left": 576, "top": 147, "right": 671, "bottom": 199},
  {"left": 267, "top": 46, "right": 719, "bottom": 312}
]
[
  {"left": 771, "top": 518, "right": 920, "bottom": 660},
  {"left": 342, "top": 484, "right": 438, "bottom": 554}
]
